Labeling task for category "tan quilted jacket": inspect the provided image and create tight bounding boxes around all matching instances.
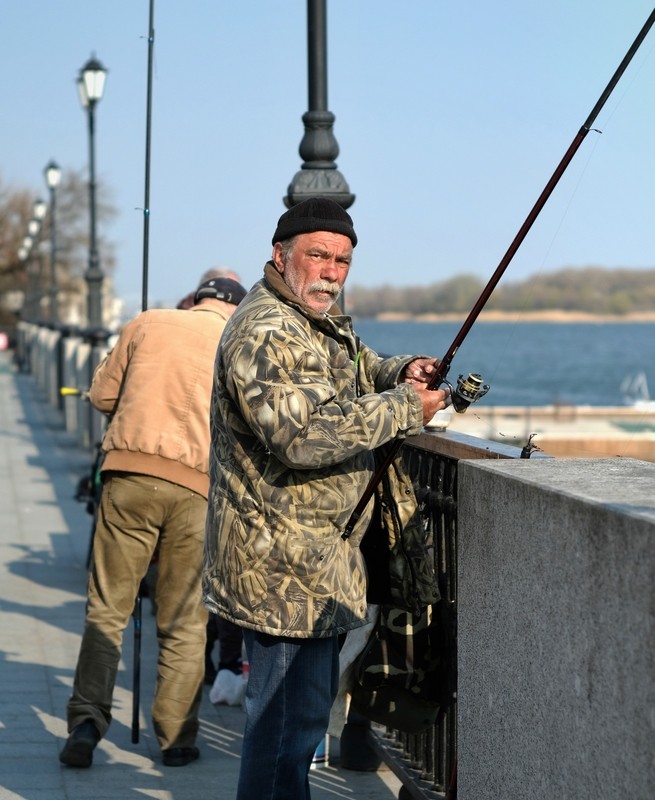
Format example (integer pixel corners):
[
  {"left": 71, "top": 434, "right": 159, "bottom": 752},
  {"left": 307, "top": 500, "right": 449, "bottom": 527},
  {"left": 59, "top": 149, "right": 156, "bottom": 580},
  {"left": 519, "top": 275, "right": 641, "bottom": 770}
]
[{"left": 89, "top": 304, "right": 231, "bottom": 498}]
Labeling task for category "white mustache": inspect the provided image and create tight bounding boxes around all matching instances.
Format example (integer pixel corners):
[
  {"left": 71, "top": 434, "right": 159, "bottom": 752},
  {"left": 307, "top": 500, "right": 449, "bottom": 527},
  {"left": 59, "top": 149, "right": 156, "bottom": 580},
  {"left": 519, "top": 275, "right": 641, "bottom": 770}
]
[{"left": 309, "top": 280, "right": 341, "bottom": 298}]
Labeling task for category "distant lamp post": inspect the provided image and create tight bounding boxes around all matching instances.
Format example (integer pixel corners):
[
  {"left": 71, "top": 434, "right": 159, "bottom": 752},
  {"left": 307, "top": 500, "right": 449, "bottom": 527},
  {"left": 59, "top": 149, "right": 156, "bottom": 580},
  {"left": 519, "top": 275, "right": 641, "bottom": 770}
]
[
  {"left": 77, "top": 55, "right": 108, "bottom": 328},
  {"left": 44, "top": 160, "right": 62, "bottom": 323}
]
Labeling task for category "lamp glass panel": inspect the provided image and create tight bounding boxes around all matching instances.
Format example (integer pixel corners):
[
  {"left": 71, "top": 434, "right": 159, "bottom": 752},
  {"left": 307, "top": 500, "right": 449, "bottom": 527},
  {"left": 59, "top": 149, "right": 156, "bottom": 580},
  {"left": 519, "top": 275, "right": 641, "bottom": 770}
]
[
  {"left": 46, "top": 164, "right": 62, "bottom": 188},
  {"left": 82, "top": 68, "right": 106, "bottom": 102}
]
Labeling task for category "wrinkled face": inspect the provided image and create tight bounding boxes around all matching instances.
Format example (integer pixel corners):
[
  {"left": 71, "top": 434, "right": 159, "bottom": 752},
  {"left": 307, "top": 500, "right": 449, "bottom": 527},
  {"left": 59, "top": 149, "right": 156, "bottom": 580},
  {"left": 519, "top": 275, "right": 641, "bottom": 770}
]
[{"left": 272, "top": 231, "right": 353, "bottom": 313}]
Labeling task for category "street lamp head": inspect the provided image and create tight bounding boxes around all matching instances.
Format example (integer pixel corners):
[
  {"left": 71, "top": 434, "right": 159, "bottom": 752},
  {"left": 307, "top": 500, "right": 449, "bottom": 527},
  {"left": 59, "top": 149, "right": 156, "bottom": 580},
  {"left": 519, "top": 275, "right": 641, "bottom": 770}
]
[
  {"left": 33, "top": 198, "right": 48, "bottom": 220},
  {"left": 27, "top": 219, "right": 41, "bottom": 237},
  {"left": 18, "top": 247, "right": 29, "bottom": 261},
  {"left": 44, "top": 160, "right": 62, "bottom": 189},
  {"left": 22, "top": 236, "right": 34, "bottom": 251},
  {"left": 78, "top": 55, "right": 108, "bottom": 108}
]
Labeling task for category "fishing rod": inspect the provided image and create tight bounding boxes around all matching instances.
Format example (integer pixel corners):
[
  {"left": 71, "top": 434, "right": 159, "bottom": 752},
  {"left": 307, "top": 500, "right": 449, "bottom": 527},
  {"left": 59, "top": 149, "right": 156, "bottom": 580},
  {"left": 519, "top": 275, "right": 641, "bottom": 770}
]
[
  {"left": 140, "top": 0, "right": 155, "bottom": 313},
  {"left": 61, "top": 3, "right": 156, "bottom": 745},
  {"left": 342, "top": 7, "right": 655, "bottom": 541},
  {"left": 132, "top": 0, "right": 156, "bottom": 746}
]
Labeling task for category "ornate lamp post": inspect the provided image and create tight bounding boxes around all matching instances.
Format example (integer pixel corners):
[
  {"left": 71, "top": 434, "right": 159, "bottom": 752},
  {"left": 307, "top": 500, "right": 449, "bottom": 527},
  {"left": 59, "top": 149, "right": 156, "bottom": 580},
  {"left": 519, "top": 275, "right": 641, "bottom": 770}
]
[
  {"left": 44, "top": 160, "right": 62, "bottom": 323},
  {"left": 284, "top": 0, "right": 354, "bottom": 210},
  {"left": 77, "top": 55, "right": 107, "bottom": 328}
]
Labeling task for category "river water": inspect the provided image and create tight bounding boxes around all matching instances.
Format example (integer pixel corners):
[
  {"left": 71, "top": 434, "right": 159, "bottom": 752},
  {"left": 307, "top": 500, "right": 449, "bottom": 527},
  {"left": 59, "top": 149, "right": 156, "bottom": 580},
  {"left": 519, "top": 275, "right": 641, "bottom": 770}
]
[{"left": 353, "top": 319, "right": 655, "bottom": 407}]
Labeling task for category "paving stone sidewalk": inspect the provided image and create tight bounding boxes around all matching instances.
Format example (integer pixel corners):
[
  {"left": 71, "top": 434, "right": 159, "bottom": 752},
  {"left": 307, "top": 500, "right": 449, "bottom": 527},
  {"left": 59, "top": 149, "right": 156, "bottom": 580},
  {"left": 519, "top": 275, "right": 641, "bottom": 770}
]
[{"left": 0, "top": 350, "right": 400, "bottom": 800}]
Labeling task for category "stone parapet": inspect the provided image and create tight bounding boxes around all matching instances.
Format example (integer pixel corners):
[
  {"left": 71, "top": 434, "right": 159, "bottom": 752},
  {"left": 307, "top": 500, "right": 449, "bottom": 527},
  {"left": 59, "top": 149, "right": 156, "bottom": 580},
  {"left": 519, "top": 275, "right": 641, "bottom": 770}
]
[{"left": 457, "top": 457, "right": 655, "bottom": 799}]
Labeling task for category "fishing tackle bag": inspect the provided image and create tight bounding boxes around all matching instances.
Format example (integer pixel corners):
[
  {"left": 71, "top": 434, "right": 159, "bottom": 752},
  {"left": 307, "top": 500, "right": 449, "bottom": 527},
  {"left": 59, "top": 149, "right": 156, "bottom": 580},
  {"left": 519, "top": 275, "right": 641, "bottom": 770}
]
[{"left": 349, "top": 602, "right": 452, "bottom": 734}]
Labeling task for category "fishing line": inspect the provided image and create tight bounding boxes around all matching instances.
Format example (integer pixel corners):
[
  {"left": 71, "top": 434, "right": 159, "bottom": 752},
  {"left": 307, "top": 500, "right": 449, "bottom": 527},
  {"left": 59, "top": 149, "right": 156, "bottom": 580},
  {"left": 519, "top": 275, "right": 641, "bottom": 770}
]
[
  {"left": 462, "top": 111, "right": 620, "bottom": 447},
  {"left": 454, "top": 33, "right": 655, "bottom": 452},
  {"left": 493, "top": 38, "right": 655, "bottom": 449},
  {"left": 590, "top": 33, "right": 655, "bottom": 133},
  {"left": 343, "top": 9, "right": 655, "bottom": 536},
  {"left": 468, "top": 132, "right": 604, "bottom": 402},
  {"left": 458, "top": 130, "right": 640, "bottom": 445},
  {"left": 451, "top": 124, "right": 607, "bottom": 418}
]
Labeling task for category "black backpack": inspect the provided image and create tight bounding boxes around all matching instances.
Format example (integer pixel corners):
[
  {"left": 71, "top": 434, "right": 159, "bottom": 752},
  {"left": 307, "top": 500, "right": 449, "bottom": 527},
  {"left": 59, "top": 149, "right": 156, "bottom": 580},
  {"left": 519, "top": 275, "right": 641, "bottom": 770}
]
[{"left": 349, "top": 600, "right": 455, "bottom": 734}]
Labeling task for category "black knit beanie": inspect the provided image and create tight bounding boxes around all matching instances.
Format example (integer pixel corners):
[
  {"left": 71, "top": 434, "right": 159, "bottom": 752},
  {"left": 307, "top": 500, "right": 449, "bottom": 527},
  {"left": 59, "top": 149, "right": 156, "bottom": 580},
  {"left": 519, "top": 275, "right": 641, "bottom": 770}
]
[{"left": 272, "top": 197, "right": 357, "bottom": 247}]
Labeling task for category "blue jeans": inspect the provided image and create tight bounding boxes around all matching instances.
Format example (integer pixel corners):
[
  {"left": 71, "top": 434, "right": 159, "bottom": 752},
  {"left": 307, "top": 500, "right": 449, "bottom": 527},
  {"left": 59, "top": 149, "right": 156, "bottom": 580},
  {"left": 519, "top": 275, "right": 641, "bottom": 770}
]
[{"left": 237, "top": 630, "right": 340, "bottom": 800}]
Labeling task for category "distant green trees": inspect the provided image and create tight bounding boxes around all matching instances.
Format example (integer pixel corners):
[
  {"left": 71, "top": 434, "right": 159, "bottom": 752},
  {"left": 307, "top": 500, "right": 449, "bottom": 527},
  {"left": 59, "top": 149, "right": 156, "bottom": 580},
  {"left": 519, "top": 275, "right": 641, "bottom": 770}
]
[{"left": 347, "top": 268, "right": 655, "bottom": 317}]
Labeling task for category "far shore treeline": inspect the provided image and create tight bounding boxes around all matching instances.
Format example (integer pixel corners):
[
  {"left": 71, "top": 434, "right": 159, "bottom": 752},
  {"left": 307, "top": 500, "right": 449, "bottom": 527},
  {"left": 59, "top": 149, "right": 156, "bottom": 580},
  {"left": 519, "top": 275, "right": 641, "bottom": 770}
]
[{"left": 347, "top": 267, "right": 655, "bottom": 319}]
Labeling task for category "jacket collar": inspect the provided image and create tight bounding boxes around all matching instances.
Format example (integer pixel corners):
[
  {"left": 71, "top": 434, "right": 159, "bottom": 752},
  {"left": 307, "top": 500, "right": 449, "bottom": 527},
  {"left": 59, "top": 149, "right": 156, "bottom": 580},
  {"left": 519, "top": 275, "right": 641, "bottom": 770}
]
[{"left": 263, "top": 262, "right": 343, "bottom": 322}]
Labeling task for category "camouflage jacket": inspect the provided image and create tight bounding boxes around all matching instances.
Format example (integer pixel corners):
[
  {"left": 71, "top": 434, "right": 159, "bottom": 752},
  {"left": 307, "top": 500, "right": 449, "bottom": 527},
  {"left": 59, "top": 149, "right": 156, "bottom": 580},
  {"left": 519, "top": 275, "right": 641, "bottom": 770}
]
[{"left": 202, "top": 264, "right": 439, "bottom": 638}]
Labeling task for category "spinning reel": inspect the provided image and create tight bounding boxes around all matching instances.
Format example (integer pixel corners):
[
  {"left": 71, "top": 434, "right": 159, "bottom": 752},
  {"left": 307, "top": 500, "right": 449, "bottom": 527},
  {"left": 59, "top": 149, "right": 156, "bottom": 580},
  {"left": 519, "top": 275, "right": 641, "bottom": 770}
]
[{"left": 444, "top": 372, "right": 490, "bottom": 413}]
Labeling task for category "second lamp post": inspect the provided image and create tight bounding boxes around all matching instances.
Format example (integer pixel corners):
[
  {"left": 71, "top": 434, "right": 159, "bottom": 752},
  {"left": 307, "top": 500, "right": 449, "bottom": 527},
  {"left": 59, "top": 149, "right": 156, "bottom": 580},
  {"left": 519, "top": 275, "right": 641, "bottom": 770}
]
[{"left": 77, "top": 55, "right": 107, "bottom": 329}]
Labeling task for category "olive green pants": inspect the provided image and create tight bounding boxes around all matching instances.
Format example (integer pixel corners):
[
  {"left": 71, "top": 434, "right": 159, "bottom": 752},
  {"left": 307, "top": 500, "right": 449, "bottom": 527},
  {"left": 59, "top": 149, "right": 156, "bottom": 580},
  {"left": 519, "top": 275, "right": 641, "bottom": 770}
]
[{"left": 66, "top": 473, "right": 208, "bottom": 751}]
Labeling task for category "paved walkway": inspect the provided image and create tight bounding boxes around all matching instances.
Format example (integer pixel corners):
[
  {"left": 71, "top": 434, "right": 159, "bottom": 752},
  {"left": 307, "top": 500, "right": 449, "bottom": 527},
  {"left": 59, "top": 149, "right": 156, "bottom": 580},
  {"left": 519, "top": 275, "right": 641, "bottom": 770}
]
[{"left": 0, "top": 350, "right": 400, "bottom": 800}]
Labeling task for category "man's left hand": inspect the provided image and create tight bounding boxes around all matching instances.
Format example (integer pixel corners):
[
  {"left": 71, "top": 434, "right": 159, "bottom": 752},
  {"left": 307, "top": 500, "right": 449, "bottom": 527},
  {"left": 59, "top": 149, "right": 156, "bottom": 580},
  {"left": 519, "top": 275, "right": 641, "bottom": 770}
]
[{"left": 403, "top": 357, "right": 440, "bottom": 388}]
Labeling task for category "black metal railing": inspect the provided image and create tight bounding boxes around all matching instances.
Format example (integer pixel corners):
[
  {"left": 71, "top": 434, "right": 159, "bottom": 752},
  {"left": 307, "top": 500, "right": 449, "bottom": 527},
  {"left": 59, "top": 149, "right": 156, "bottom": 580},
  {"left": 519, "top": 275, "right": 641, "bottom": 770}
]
[{"left": 370, "top": 429, "right": 524, "bottom": 799}]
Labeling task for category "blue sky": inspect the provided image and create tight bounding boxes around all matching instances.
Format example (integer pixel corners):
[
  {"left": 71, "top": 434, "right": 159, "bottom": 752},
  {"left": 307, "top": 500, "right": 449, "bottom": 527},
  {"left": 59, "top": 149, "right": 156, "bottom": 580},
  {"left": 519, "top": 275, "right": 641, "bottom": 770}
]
[{"left": 3, "top": 1, "right": 654, "bottom": 314}]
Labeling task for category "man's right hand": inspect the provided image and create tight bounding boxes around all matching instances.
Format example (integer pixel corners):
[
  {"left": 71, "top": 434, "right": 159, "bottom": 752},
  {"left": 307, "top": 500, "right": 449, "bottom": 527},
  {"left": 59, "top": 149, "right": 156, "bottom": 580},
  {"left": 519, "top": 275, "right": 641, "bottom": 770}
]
[{"left": 413, "top": 386, "right": 451, "bottom": 425}]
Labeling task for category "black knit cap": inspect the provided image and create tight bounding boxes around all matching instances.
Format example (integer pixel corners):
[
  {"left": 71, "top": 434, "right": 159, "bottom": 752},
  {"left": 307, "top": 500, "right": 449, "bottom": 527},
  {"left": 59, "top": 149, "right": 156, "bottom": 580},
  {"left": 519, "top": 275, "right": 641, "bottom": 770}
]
[
  {"left": 272, "top": 197, "right": 357, "bottom": 247},
  {"left": 194, "top": 277, "right": 248, "bottom": 306}
]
